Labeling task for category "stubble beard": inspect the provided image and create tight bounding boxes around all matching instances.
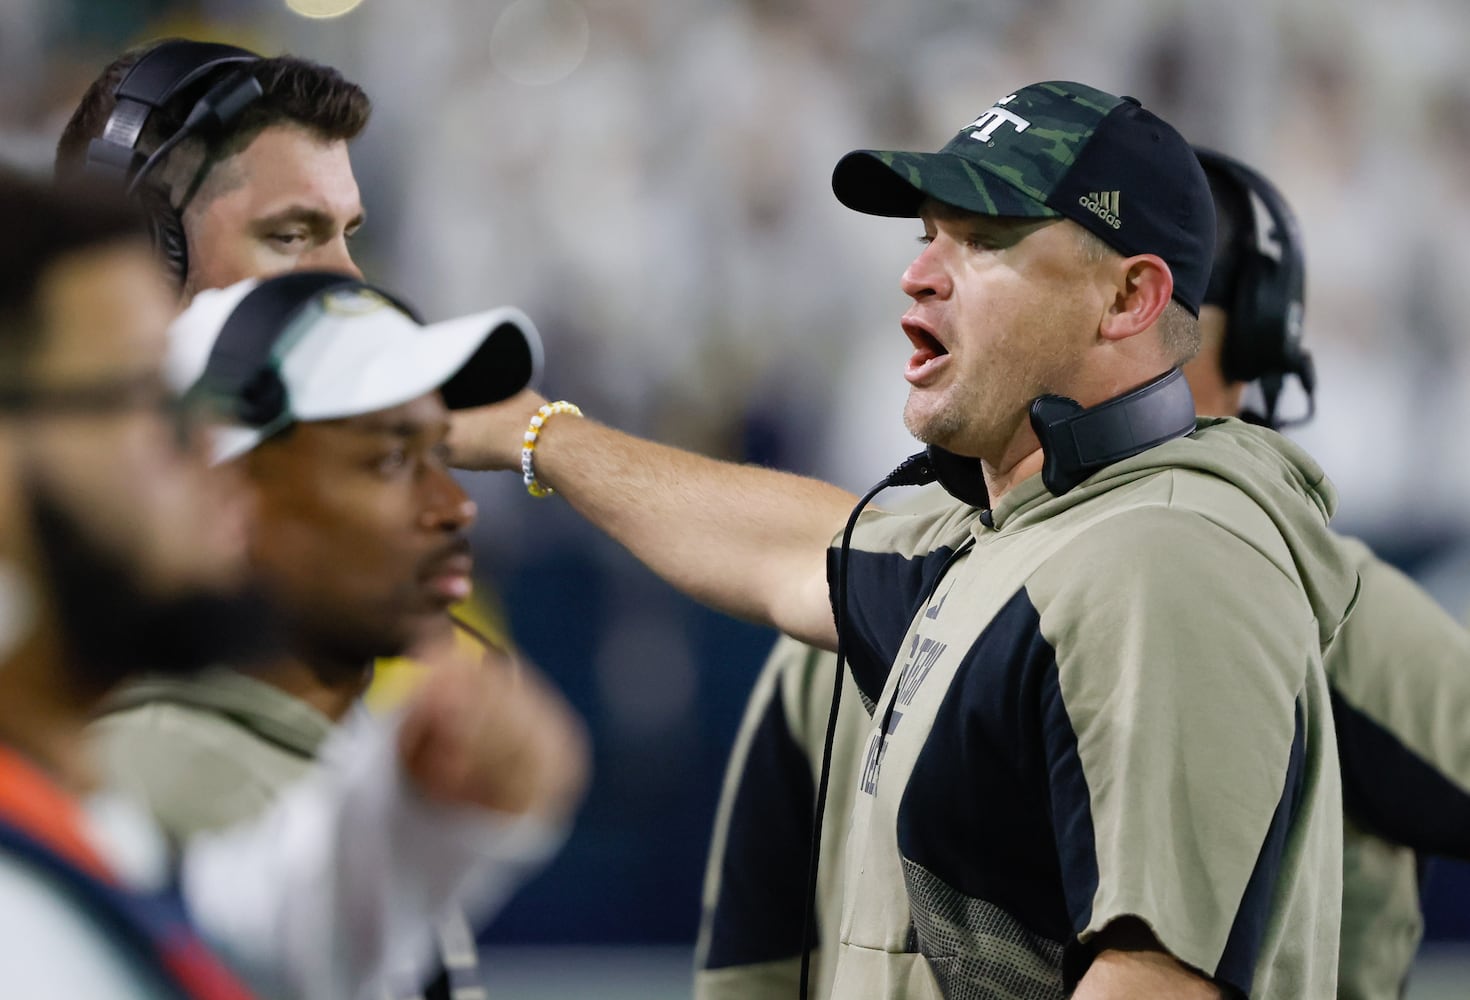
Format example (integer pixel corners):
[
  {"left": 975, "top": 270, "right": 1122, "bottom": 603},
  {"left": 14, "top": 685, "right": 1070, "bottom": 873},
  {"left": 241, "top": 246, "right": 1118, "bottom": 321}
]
[
  {"left": 902, "top": 385, "right": 965, "bottom": 448},
  {"left": 902, "top": 375, "right": 1016, "bottom": 461}
]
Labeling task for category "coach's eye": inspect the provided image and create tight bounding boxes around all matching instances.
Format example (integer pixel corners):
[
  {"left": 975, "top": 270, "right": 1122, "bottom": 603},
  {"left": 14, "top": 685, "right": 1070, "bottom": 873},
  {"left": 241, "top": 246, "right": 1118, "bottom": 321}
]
[{"left": 268, "top": 231, "right": 308, "bottom": 250}]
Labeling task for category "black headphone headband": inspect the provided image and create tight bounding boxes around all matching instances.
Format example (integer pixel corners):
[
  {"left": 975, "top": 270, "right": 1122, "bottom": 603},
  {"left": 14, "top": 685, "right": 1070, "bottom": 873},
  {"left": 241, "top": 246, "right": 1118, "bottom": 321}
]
[
  {"left": 1029, "top": 367, "right": 1198, "bottom": 496},
  {"left": 86, "top": 39, "right": 262, "bottom": 185},
  {"left": 1194, "top": 147, "right": 1314, "bottom": 428},
  {"left": 84, "top": 39, "right": 264, "bottom": 284},
  {"left": 924, "top": 367, "right": 1199, "bottom": 506}
]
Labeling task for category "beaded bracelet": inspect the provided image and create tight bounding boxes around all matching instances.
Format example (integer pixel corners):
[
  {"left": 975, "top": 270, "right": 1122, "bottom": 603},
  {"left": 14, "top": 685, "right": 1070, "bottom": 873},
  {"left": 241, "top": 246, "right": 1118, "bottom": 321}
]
[{"left": 521, "top": 400, "right": 583, "bottom": 497}]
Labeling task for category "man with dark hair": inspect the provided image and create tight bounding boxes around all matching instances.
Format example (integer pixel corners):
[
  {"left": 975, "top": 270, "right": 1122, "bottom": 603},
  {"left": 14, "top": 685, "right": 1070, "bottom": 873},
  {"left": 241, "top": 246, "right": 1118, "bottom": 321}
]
[
  {"left": 56, "top": 39, "right": 371, "bottom": 298},
  {"left": 449, "top": 81, "right": 1359, "bottom": 997},
  {"left": 693, "top": 148, "right": 1470, "bottom": 1000},
  {"left": 0, "top": 168, "right": 586, "bottom": 998}
]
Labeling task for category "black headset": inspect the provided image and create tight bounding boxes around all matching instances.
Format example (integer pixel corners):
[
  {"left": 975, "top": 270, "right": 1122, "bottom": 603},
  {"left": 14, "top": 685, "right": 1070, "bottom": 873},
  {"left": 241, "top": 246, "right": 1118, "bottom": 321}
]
[
  {"left": 919, "top": 368, "right": 1199, "bottom": 507},
  {"left": 83, "top": 39, "right": 265, "bottom": 284},
  {"left": 1194, "top": 146, "right": 1315, "bottom": 429}
]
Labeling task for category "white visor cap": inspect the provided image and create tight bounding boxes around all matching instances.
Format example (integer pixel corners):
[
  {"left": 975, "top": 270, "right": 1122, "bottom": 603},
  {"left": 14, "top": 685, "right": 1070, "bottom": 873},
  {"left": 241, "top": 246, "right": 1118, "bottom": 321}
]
[{"left": 166, "top": 273, "right": 543, "bottom": 464}]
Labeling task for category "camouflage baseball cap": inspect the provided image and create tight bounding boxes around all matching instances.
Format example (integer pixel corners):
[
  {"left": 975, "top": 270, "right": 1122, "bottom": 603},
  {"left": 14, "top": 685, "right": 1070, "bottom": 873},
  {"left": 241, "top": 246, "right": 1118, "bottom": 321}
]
[{"left": 831, "top": 81, "right": 1216, "bottom": 314}]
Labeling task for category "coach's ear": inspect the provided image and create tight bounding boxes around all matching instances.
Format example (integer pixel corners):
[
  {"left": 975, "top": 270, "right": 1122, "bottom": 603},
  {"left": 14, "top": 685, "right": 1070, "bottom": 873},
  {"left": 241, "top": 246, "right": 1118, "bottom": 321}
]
[{"left": 1098, "top": 254, "right": 1173, "bottom": 344}]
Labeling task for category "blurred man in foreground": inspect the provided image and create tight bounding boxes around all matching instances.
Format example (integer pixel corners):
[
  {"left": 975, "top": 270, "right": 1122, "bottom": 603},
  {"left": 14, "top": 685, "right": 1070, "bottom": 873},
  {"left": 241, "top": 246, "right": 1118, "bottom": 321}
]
[{"left": 0, "top": 169, "right": 586, "bottom": 998}]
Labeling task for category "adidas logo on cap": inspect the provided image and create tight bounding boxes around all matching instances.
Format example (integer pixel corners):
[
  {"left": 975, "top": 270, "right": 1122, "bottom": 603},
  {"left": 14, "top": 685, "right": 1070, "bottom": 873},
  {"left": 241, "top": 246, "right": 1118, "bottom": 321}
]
[{"left": 1079, "top": 190, "right": 1122, "bottom": 229}]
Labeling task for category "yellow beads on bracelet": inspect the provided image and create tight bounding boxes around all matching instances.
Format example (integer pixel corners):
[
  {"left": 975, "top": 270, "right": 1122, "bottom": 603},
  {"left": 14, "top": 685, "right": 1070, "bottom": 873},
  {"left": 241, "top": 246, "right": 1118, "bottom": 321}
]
[{"left": 521, "top": 400, "right": 583, "bottom": 497}]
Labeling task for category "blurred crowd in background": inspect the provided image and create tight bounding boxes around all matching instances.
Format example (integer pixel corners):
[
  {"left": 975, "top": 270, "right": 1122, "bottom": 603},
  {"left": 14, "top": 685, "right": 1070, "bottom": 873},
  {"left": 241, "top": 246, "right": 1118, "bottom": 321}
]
[{"left": 3, "top": 0, "right": 1468, "bottom": 964}]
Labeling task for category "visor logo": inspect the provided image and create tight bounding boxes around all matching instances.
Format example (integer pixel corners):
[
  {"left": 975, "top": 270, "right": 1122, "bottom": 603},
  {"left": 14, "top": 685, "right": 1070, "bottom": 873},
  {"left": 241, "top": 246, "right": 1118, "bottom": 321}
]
[
  {"left": 321, "top": 288, "right": 392, "bottom": 316},
  {"left": 1079, "top": 190, "right": 1122, "bottom": 229},
  {"left": 966, "top": 94, "right": 1031, "bottom": 145}
]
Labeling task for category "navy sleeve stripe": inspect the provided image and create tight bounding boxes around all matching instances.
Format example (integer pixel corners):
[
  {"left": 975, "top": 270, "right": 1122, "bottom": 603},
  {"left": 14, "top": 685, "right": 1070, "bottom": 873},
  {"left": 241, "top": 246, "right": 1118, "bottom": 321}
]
[
  {"left": 1332, "top": 688, "right": 1470, "bottom": 858},
  {"left": 703, "top": 678, "right": 819, "bottom": 970},
  {"left": 1040, "top": 664, "right": 1099, "bottom": 935},
  {"left": 1215, "top": 698, "right": 1307, "bottom": 994},
  {"left": 829, "top": 545, "right": 957, "bottom": 706},
  {"left": 899, "top": 588, "right": 1084, "bottom": 946}
]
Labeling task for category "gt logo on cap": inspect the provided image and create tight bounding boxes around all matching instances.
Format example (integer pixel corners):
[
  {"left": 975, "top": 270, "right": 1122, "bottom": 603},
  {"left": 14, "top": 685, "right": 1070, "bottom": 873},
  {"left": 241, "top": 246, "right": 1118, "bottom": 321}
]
[
  {"left": 965, "top": 94, "right": 1032, "bottom": 144},
  {"left": 321, "top": 287, "right": 393, "bottom": 316}
]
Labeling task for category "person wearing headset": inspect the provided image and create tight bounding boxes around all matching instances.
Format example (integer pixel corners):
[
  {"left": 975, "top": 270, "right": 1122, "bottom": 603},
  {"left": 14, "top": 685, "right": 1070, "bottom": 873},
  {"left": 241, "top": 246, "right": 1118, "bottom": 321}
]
[
  {"left": 56, "top": 39, "right": 367, "bottom": 300},
  {"left": 0, "top": 170, "right": 585, "bottom": 1000},
  {"left": 56, "top": 39, "right": 537, "bottom": 1000},
  {"left": 692, "top": 147, "right": 1470, "bottom": 1000},
  {"left": 57, "top": 37, "right": 516, "bottom": 664},
  {"left": 1188, "top": 150, "right": 1470, "bottom": 1000},
  {"left": 450, "top": 81, "right": 1361, "bottom": 998}
]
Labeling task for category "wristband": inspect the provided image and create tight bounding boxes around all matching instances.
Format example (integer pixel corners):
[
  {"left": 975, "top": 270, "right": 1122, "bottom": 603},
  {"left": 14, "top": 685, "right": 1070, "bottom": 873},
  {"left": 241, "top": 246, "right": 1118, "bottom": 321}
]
[{"left": 521, "top": 401, "right": 583, "bottom": 497}]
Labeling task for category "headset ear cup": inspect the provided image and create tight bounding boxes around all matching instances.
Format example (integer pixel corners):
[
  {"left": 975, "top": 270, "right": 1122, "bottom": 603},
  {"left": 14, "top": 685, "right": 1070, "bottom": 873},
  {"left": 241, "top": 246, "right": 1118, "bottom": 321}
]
[
  {"left": 236, "top": 369, "right": 287, "bottom": 428},
  {"left": 84, "top": 42, "right": 263, "bottom": 286},
  {"left": 152, "top": 208, "right": 189, "bottom": 287},
  {"left": 1252, "top": 255, "right": 1286, "bottom": 375},
  {"left": 1225, "top": 248, "right": 1264, "bottom": 382},
  {"left": 136, "top": 184, "right": 189, "bottom": 286}
]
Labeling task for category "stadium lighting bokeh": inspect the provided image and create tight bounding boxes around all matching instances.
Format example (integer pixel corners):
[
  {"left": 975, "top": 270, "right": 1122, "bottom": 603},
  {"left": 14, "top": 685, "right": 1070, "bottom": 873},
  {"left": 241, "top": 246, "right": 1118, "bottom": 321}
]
[{"left": 285, "top": 0, "right": 366, "bottom": 19}]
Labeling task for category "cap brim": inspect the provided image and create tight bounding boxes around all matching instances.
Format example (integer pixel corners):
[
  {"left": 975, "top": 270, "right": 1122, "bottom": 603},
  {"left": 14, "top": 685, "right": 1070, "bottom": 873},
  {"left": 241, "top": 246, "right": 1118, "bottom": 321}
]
[
  {"left": 435, "top": 308, "right": 544, "bottom": 410},
  {"left": 832, "top": 150, "right": 1061, "bottom": 220}
]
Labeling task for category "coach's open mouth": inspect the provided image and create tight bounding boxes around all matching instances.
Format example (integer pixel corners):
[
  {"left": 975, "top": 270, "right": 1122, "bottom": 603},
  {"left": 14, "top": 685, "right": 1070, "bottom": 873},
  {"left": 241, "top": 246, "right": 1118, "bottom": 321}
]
[{"left": 903, "top": 320, "right": 950, "bottom": 384}]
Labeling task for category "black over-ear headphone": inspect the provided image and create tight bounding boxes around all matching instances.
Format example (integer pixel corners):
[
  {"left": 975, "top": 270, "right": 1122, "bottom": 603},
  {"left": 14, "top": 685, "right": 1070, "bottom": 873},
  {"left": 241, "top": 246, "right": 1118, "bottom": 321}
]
[
  {"left": 199, "top": 271, "right": 424, "bottom": 431},
  {"left": 1194, "top": 146, "right": 1315, "bottom": 429},
  {"left": 84, "top": 39, "right": 264, "bottom": 285}
]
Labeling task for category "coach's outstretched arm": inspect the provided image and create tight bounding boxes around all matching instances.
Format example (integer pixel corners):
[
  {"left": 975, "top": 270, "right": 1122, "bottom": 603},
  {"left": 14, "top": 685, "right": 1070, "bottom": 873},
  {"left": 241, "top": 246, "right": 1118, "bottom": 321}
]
[{"left": 451, "top": 390, "right": 851, "bottom": 650}]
